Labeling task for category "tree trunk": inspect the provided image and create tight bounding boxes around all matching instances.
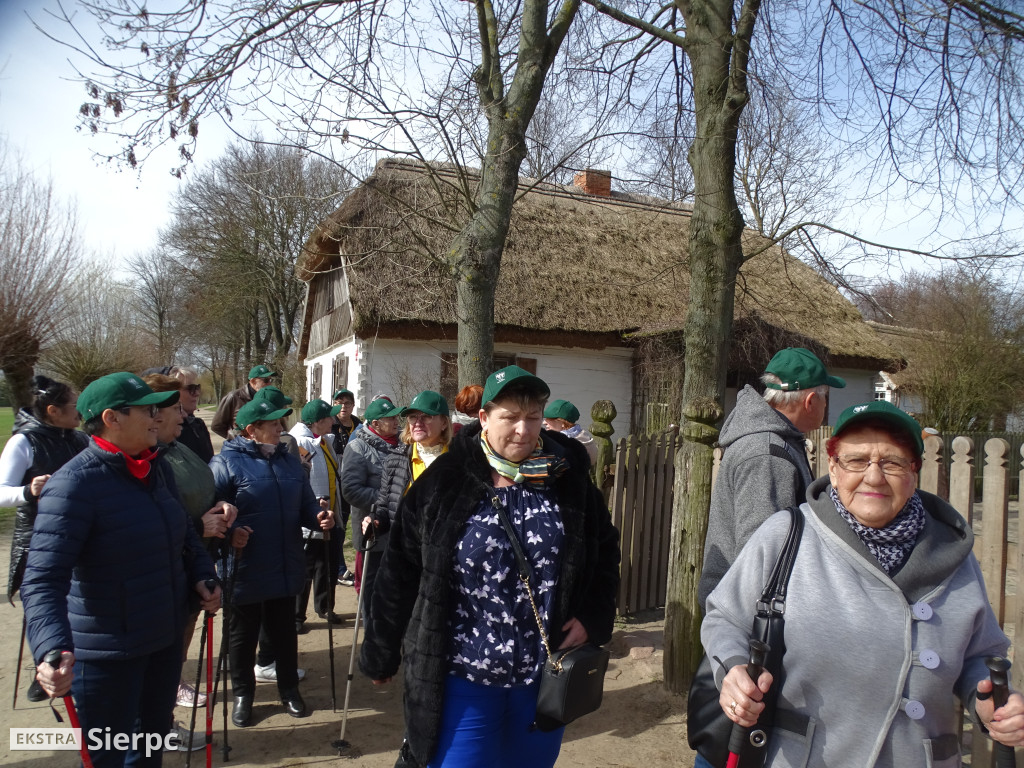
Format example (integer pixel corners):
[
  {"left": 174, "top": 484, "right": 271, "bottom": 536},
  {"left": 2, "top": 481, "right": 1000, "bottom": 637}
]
[
  {"left": 663, "top": 0, "right": 754, "bottom": 693},
  {"left": 3, "top": 345, "right": 40, "bottom": 414}
]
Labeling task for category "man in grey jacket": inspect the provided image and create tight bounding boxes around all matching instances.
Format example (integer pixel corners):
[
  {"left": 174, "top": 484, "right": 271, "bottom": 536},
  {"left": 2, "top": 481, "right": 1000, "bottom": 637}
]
[{"left": 698, "top": 347, "right": 845, "bottom": 611}]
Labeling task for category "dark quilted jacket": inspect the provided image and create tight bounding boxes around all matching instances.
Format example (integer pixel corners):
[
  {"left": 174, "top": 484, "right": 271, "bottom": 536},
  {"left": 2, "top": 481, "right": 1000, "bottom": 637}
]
[
  {"left": 359, "top": 422, "right": 621, "bottom": 766},
  {"left": 340, "top": 427, "right": 394, "bottom": 551},
  {"left": 7, "top": 409, "right": 89, "bottom": 600},
  {"left": 210, "top": 436, "right": 324, "bottom": 605},
  {"left": 21, "top": 442, "right": 215, "bottom": 663}
]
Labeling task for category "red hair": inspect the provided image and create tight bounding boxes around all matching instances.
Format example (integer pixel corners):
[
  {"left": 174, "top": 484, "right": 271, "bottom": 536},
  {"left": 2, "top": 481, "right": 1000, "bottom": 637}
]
[{"left": 454, "top": 384, "right": 484, "bottom": 417}]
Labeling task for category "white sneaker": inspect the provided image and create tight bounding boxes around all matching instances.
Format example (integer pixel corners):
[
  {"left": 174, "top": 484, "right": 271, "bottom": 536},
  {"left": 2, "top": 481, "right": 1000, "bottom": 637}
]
[
  {"left": 176, "top": 681, "right": 207, "bottom": 708},
  {"left": 254, "top": 661, "right": 306, "bottom": 683},
  {"left": 164, "top": 722, "right": 203, "bottom": 752}
]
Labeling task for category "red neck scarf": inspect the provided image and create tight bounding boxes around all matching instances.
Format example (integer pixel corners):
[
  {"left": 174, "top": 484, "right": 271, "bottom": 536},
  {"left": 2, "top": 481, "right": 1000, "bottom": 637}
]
[
  {"left": 92, "top": 436, "right": 158, "bottom": 482},
  {"left": 368, "top": 425, "right": 399, "bottom": 446}
]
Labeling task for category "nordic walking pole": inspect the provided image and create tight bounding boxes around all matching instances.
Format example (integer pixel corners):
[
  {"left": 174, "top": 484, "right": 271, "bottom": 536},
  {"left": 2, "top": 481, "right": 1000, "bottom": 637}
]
[
  {"left": 221, "top": 546, "right": 241, "bottom": 761},
  {"left": 333, "top": 524, "right": 375, "bottom": 756},
  {"left": 43, "top": 649, "right": 94, "bottom": 768},
  {"left": 185, "top": 580, "right": 216, "bottom": 768},
  {"left": 725, "top": 639, "right": 771, "bottom": 768},
  {"left": 319, "top": 498, "right": 338, "bottom": 713},
  {"left": 12, "top": 614, "right": 26, "bottom": 709},
  {"left": 205, "top": 598, "right": 215, "bottom": 768},
  {"left": 986, "top": 656, "right": 1017, "bottom": 768}
]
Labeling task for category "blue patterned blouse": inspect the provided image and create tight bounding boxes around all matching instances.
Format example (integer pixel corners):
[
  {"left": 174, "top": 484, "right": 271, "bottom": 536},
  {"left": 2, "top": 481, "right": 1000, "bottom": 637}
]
[{"left": 447, "top": 484, "right": 564, "bottom": 686}]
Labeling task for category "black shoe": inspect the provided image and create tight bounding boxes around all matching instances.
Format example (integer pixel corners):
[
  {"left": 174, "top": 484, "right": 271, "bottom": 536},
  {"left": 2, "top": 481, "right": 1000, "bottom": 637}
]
[
  {"left": 281, "top": 689, "right": 306, "bottom": 718},
  {"left": 295, "top": 621, "right": 309, "bottom": 635},
  {"left": 232, "top": 695, "right": 253, "bottom": 728},
  {"left": 317, "top": 612, "right": 344, "bottom": 625},
  {"left": 27, "top": 679, "right": 48, "bottom": 702}
]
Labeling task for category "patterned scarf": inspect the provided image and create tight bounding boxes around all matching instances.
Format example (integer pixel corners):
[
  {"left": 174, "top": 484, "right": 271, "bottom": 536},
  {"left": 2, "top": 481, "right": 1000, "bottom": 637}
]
[
  {"left": 829, "top": 487, "right": 926, "bottom": 575},
  {"left": 480, "top": 431, "right": 568, "bottom": 488}
]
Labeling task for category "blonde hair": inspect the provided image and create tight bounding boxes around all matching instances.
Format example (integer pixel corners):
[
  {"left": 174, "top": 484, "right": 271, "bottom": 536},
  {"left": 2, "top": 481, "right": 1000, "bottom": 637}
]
[
  {"left": 142, "top": 373, "right": 183, "bottom": 393},
  {"left": 399, "top": 414, "right": 452, "bottom": 448}
]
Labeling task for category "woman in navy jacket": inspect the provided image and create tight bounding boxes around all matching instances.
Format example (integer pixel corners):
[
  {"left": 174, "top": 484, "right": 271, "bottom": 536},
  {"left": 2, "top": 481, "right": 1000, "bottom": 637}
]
[
  {"left": 210, "top": 398, "right": 334, "bottom": 727},
  {"left": 22, "top": 372, "right": 219, "bottom": 768}
]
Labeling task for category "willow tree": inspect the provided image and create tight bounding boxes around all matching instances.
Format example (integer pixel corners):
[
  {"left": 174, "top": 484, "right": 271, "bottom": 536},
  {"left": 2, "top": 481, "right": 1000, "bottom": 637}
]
[
  {"left": 47, "top": 0, "right": 584, "bottom": 386},
  {"left": 583, "top": 0, "right": 1024, "bottom": 690}
]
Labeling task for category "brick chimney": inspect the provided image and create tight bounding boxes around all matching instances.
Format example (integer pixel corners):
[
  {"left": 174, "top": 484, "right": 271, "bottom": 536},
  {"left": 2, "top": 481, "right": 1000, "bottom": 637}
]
[{"left": 574, "top": 169, "right": 612, "bottom": 197}]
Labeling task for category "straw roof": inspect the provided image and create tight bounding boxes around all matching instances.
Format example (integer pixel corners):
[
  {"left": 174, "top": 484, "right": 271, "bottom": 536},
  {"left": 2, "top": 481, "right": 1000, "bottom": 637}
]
[{"left": 299, "top": 159, "right": 899, "bottom": 369}]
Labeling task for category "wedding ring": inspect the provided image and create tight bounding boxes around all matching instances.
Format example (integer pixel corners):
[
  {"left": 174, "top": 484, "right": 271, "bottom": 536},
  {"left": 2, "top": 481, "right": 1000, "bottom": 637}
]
[{"left": 729, "top": 701, "right": 738, "bottom": 714}]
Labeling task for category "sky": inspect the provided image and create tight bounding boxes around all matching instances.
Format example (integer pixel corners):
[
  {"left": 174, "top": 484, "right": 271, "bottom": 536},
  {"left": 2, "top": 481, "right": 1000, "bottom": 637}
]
[
  {"left": 0, "top": 0, "right": 1021, "bottom": 288},
  {"left": 0, "top": 0, "right": 229, "bottom": 269}
]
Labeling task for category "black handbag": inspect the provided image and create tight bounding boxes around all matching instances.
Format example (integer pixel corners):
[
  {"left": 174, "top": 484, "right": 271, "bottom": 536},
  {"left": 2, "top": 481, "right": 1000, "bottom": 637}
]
[
  {"left": 490, "top": 494, "right": 611, "bottom": 732},
  {"left": 687, "top": 505, "right": 804, "bottom": 766}
]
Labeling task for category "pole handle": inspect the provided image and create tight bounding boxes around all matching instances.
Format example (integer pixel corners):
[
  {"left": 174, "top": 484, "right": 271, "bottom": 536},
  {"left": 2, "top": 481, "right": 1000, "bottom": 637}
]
[{"left": 986, "top": 656, "right": 1017, "bottom": 768}]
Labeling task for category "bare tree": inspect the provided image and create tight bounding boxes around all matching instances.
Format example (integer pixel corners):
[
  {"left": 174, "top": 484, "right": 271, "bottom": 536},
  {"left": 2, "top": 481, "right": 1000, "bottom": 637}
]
[
  {"left": 860, "top": 265, "right": 1024, "bottom": 432},
  {"left": 161, "top": 139, "right": 348, "bottom": 384},
  {"left": 126, "top": 250, "right": 190, "bottom": 364},
  {"left": 581, "top": 0, "right": 1024, "bottom": 689},
  {"left": 45, "top": 0, "right": 591, "bottom": 386},
  {"left": 41, "top": 260, "right": 150, "bottom": 390},
  {"left": 0, "top": 141, "right": 84, "bottom": 410}
]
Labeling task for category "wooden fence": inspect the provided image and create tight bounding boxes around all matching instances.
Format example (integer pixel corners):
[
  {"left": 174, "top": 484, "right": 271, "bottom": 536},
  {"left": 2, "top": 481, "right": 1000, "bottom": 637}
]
[{"left": 608, "top": 429, "right": 1022, "bottom": 764}]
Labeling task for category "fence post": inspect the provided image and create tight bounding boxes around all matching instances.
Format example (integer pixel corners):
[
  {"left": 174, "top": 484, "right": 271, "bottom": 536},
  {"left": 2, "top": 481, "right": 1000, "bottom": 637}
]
[
  {"left": 590, "top": 399, "right": 617, "bottom": 496},
  {"left": 948, "top": 436, "right": 976, "bottom": 530},
  {"left": 1016, "top": 444, "right": 1024, "bottom": 697},
  {"left": 980, "top": 438, "right": 1010, "bottom": 623},
  {"left": 919, "top": 434, "right": 947, "bottom": 498}
]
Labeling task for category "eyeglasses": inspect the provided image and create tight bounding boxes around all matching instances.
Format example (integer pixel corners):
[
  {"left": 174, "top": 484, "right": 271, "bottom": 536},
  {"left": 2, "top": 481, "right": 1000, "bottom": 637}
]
[
  {"left": 185, "top": 384, "right": 201, "bottom": 395},
  {"left": 117, "top": 404, "right": 160, "bottom": 418},
  {"left": 833, "top": 455, "right": 914, "bottom": 476}
]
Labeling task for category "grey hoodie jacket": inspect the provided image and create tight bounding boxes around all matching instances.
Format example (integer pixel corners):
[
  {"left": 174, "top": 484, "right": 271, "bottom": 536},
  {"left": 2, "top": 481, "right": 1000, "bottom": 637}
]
[
  {"left": 698, "top": 385, "right": 813, "bottom": 610},
  {"left": 702, "top": 477, "right": 1007, "bottom": 768}
]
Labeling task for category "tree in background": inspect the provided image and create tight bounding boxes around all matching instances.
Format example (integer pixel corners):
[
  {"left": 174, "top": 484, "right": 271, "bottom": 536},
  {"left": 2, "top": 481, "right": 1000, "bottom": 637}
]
[
  {"left": 160, "top": 139, "right": 348, "bottom": 392},
  {"left": 861, "top": 266, "right": 1024, "bottom": 432},
  {"left": 51, "top": 0, "right": 595, "bottom": 386},
  {"left": 0, "top": 141, "right": 83, "bottom": 410},
  {"left": 41, "top": 261, "right": 150, "bottom": 390},
  {"left": 125, "top": 251, "right": 190, "bottom": 364}
]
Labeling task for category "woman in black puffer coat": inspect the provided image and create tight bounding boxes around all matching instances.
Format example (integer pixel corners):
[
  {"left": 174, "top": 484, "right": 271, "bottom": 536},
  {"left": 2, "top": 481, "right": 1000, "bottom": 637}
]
[
  {"left": 3, "top": 376, "right": 88, "bottom": 605},
  {"left": 360, "top": 367, "right": 620, "bottom": 768}
]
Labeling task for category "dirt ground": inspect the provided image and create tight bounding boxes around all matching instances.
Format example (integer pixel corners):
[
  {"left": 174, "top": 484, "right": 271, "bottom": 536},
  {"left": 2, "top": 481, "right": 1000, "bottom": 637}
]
[{"left": 0, "top": 433, "right": 696, "bottom": 768}]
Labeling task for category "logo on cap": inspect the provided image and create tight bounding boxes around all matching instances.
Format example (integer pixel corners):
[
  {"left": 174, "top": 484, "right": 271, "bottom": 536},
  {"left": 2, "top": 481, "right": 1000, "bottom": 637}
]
[
  {"left": 496, "top": 372, "right": 506, "bottom": 383},
  {"left": 854, "top": 405, "right": 868, "bottom": 413}
]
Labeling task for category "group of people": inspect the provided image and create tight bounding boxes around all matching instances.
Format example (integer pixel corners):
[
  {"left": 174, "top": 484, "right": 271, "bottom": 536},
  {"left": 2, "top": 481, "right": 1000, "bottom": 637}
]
[{"left": 5, "top": 348, "right": 1024, "bottom": 768}]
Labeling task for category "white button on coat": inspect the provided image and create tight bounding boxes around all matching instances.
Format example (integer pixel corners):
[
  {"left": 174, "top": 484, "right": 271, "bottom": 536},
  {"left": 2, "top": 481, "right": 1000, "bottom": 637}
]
[
  {"left": 919, "top": 650, "right": 940, "bottom": 669},
  {"left": 905, "top": 700, "right": 926, "bottom": 720},
  {"left": 912, "top": 602, "right": 933, "bottom": 621}
]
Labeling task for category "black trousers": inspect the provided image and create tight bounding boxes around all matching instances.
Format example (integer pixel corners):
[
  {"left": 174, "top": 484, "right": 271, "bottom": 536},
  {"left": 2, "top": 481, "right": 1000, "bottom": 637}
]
[
  {"left": 295, "top": 537, "right": 336, "bottom": 622},
  {"left": 230, "top": 596, "right": 299, "bottom": 698}
]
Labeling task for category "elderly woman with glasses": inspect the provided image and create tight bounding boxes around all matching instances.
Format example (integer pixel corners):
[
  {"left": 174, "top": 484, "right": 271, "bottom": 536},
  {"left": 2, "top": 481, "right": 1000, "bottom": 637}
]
[{"left": 701, "top": 401, "right": 1024, "bottom": 768}]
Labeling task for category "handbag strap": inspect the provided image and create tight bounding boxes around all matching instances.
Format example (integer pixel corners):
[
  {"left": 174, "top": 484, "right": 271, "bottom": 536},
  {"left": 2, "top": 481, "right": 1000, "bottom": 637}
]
[
  {"left": 489, "top": 494, "right": 559, "bottom": 668},
  {"left": 757, "top": 505, "right": 805, "bottom": 613}
]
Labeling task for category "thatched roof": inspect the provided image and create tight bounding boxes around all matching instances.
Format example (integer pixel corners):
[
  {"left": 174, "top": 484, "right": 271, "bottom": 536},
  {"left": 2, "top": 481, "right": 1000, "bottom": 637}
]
[{"left": 299, "top": 159, "right": 899, "bottom": 370}]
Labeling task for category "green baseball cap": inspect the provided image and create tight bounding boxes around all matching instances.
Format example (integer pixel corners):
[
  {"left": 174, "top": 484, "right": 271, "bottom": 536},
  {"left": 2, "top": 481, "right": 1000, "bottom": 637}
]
[
  {"left": 301, "top": 399, "right": 341, "bottom": 424},
  {"left": 833, "top": 401, "right": 924, "bottom": 457},
  {"left": 248, "top": 364, "right": 276, "bottom": 380},
  {"left": 764, "top": 348, "right": 846, "bottom": 391},
  {"left": 363, "top": 398, "right": 401, "bottom": 421},
  {"left": 252, "top": 386, "right": 292, "bottom": 408},
  {"left": 78, "top": 372, "right": 180, "bottom": 420},
  {"left": 332, "top": 389, "right": 354, "bottom": 401},
  {"left": 482, "top": 365, "right": 550, "bottom": 405},
  {"left": 235, "top": 399, "right": 292, "bottom": 428},
  {"left": 400, "top": 390, "right": 450, "bottom": 417},
  {"left": 544, "top": 399, "right": 580, "bottom": 423}
]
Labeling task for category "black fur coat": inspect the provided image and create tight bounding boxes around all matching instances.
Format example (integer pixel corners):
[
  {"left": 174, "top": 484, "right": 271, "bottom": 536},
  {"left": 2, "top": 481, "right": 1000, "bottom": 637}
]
[{"left": 359, "top": 421, "right": 620, "bottom": 766}]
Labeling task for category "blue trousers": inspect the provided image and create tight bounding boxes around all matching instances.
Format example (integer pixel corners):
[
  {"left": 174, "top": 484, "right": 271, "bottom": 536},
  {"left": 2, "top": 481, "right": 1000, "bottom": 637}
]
[
  {"left": 693, "top": 754, "right": 716, "bottom": 768},
  {"left": 427, "top": 675, "right": 564, "bottom": 768},
  {"left": 71, "top": 638, "right": 182, "bottom": 768}
]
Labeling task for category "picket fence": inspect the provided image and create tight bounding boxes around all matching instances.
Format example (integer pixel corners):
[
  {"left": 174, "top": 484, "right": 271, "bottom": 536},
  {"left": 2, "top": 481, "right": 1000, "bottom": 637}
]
[{"left": 608, "top": 428, "right": 1021, "bottom": 766}]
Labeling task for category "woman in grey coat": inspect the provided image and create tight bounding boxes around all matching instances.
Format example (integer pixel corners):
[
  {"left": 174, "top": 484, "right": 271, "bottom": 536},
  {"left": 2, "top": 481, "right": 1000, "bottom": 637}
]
[
  {"left": 339, "top": 398, "right": 401, "bottom": 596},
  {"left": 701, "top": 401, "right": 1024, "bottom": 768}
]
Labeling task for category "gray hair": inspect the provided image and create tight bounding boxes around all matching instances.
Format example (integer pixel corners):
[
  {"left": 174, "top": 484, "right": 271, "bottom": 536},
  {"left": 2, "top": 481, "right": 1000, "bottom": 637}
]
[{"left": 761, "top": 373, "right": 829, "bottom": 407}]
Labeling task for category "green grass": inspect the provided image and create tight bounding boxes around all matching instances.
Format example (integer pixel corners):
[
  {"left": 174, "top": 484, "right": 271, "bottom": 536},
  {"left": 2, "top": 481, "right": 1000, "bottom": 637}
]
[{"left": 0, "top": 408, "right": 15, "bottom": 520}]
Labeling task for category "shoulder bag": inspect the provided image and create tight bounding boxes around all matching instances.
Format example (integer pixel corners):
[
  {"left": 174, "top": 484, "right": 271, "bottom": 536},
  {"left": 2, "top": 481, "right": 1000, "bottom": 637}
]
[
  {"left": 687, "top": 505, "right": 805, "bottom": 767},
  {"left": 490, "top": 494, "right": 611, "bottom": 732}
]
